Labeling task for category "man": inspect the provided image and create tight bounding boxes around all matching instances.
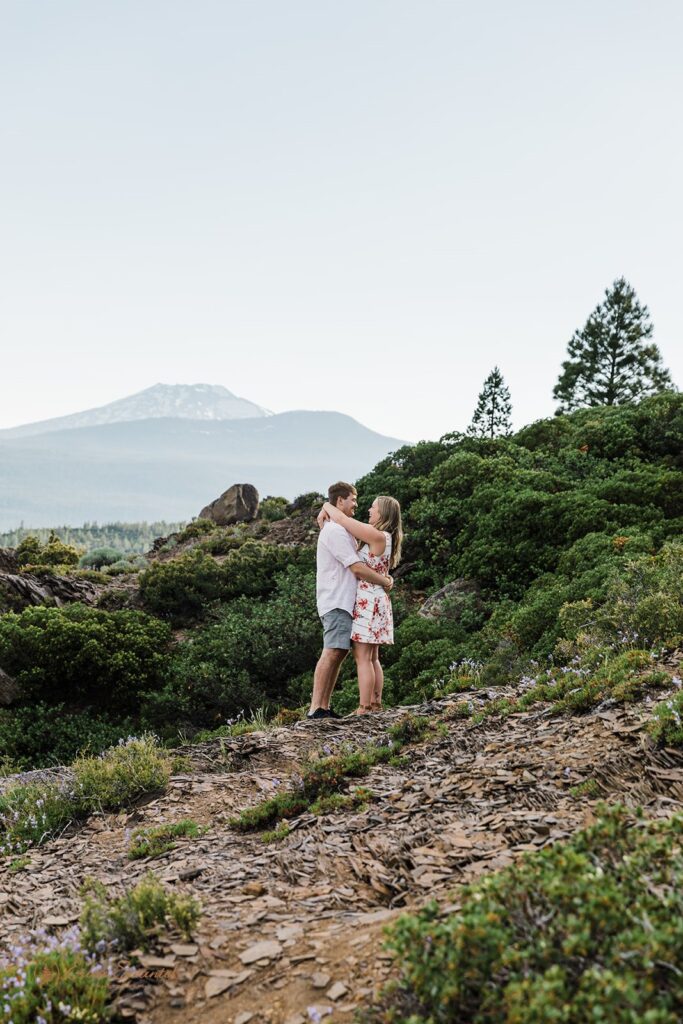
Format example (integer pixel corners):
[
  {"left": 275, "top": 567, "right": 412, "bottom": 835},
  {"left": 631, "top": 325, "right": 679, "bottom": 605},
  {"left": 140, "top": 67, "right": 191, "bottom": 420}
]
[{"left": 308, "top": 481, "right": 393, "bottom": 719}]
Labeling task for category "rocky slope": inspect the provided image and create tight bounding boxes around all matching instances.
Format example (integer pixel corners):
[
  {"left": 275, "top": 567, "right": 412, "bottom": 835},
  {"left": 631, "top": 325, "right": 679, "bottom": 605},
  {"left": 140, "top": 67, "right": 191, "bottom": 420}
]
[{"left": 2, "top": 682, "right": 682, "bottom": 1024}]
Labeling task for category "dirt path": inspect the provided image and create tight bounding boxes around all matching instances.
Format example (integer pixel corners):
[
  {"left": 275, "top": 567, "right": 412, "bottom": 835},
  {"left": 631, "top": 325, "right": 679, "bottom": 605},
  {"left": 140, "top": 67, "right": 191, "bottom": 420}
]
[{"left": 2, "top": 690, "right": 683, "bottom": 1024}]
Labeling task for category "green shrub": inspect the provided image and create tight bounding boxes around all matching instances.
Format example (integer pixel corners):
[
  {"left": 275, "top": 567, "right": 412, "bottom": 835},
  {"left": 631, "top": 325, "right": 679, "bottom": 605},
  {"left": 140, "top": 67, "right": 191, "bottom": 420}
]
[
  {"left": 0, "top": 736, "right": 172, "bottom": 855},
  {"left": 0, "top": 604, "right": 171, "bottom": 712},
  {"left": 175, "top": 518, "right": 217, "bottom": 542},
  {"left": 127, "top": 819, "right": 204, "bottom": 860},
  {"left": 80, "top": 873, "right": 200, "bottom": 952},
  {"left": 371, "top": 805, "right": 683, "bottom": 1023},
  {"left": 72, "top": 735, "right": 171, "bottom": 812},
  {"left": 78, "top": 546, "right": 122, "bottom": 569},
  {"left": 138, "top": 542, "right": 308, "bottom": 623},
  {"left": 0, "top": 703, "right": 136, "bottom": 770},
  {"left": 143, "top": 564, "right": 320, "bottom": 729},
  {"left": 0, "top": 928, "right": 110, "bottom": 1024},
  {"left": 15, "top": 531, "right": 82, "bottom": 569},
  {"left": 138, "top": 548, "right": 226, "bottom": 622},
  {"left": 259, "top": 496, "right": 289, "bottom": 521},
  {"left": 650, "top": 684, "right": 683, "bottom": 747},
  {"left": 595, "top": 541, "right": 683, "bottom": 648}
]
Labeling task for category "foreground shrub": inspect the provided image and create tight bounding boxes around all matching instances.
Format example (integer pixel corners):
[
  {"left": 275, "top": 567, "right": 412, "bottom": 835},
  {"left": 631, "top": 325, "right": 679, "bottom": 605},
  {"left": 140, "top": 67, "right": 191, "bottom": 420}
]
[
  {"left": 0, "top": 926, "right": 109, "bottom": 1024},
  {"left": 80, "top": 873, "right": 200, "bottom": 952},
  {"left": 0, "top": 736, "right": 171, "bottom": 855},
  {"left": 0, "top": 604, "right": 171, "bottom": 712},
  {"left": 371, "top": 805, "right": 683, "bottom": 1023}
]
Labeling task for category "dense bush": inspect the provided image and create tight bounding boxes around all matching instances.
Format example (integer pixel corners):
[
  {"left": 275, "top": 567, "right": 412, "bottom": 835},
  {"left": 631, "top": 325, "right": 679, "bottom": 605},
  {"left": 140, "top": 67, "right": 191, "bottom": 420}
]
[
  {"left": 370, "top": 805, "right": 683, "bottom": 1023},
  {"left": 15, "top": 531, "right": 81, "bottom": 570},
  {"left": 138, "top": 542, "right": 313, "bottom": 623},
  {"left": 0, "top": 703, "right": 136, "bottom": 770},
  {"left": 78, "top": 546, "right": 122, "bottom": 569},
  {"left": 142, "top": 564, "right": 320, "bottom": 730},
  {"left": 260, "top": 495, "right": 289, "bottom": 521},
  {"left": 0, "top": 604, "right": 171, "bottom": 711}
]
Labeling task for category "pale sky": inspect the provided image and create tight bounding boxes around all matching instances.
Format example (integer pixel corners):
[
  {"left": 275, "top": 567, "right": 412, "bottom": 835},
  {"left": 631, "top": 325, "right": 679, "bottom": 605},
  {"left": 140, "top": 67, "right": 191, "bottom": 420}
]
[{"left": 1, "top": 0, "right": 681, "bottom": 442}]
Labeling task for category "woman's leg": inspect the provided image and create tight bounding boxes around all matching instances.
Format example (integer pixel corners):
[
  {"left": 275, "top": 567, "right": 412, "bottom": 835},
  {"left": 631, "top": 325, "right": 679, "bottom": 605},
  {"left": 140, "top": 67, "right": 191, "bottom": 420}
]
[
  {"left": 352, "top": 642, "right": 375, "bottom": 711},
  {"left": 371, "top": 646, "right": 383, "bottom": 708}
]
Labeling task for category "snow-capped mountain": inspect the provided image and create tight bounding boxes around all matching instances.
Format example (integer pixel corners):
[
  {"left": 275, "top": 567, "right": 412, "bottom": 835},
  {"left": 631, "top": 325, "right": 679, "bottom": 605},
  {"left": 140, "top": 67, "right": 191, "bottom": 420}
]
[{"left": 0, "top": 384, "right": 272, "bottom": 439}]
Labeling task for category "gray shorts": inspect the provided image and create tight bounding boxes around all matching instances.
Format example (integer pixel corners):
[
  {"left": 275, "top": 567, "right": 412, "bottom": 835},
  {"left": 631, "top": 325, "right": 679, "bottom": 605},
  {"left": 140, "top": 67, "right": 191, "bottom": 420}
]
[{"left": 320, "top": 608, "right": 353, "bottom": 650}]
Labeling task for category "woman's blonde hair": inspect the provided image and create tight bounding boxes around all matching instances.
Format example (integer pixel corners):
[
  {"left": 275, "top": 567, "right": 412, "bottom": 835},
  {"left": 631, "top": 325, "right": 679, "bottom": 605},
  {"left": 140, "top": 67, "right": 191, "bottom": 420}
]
[{"left": 375, "top": 495, "right": 403, "bottom": 569}]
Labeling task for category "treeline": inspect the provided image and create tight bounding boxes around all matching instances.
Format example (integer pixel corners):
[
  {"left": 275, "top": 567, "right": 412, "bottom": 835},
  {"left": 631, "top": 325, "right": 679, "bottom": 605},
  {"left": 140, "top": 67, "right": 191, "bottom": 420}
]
[{"left": 0, "top": 521, "right": 186, "bottom": 555}]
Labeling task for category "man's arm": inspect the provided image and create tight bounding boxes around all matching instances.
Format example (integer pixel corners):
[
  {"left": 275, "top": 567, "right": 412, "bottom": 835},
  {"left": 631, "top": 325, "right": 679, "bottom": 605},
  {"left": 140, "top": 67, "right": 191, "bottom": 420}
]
[{"left": 350, "top": 561, "right": 393, "bottom": 592}]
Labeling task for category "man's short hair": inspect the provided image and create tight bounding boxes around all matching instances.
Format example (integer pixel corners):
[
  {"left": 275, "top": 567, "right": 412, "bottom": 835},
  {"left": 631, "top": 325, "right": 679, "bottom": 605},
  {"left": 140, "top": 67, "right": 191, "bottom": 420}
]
[{"left": 328, "top": 481, "right": 356, "bottom": 505}]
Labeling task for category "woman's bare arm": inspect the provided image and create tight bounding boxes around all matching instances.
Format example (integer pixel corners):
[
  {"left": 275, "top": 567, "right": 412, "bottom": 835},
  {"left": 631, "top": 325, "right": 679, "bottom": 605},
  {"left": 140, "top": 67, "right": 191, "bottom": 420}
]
[{"left": 323, "top": 502, "right": 386, "bottom": 554}]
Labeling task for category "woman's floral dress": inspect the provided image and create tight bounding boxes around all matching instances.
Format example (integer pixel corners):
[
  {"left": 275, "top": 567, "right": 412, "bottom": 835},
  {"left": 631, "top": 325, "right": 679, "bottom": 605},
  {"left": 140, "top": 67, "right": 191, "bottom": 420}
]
[{"left": 351, "top": 532, "right": 393, "bottom": 645}]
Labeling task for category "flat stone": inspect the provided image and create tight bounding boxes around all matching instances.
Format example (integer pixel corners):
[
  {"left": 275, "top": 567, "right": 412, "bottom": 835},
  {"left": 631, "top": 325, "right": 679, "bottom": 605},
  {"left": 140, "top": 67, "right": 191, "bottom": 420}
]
[
  {"left": 170, "top": 943, "right": 198, "bottom": 957},
  {"left": 235, "top": 1014, "right": 254, "bottom": 1024},
  {"left": 239, "top": 940, "right": 283, "bottom": 965},
  {"left": 205, "top": 977, "right": 234, "bottom": 999},
  {"left": 311, "top": 972, "right": 331, "bottom": 989},
  {"left": 327, "top": 981, "right": 348, "bottom": 1002}
]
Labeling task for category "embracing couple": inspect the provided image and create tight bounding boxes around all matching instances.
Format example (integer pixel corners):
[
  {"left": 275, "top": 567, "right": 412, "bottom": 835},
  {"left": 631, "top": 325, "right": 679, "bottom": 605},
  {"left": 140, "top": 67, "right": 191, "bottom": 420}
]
[{"left": 308, "top": 481, "right": 403, "bottom": 719}]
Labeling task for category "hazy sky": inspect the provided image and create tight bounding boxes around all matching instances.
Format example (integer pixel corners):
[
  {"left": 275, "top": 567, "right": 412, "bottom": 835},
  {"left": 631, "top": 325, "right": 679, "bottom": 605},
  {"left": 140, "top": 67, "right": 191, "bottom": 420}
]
[{"left": 1, "top": 0, "right": 681, "bottom": 442}]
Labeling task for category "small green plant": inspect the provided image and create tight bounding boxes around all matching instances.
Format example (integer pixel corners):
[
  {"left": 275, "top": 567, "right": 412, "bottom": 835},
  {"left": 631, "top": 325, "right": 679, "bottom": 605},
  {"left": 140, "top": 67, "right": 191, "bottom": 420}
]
[
  {"left": 650, "top": 682, "right": 683, "bottom": 747},
  {"left": 80, "top": 873, "right": 201, "bottom": 953},
  {"left": 387, "top": 714, "right": 436, "bottom": 746},
  {"left": 127, "top": 819, "right": 204, "bottom": 860},
  {"left": 261, "top": 823, "right": 291, "bottom": 844},
  {"left": 7, "top": 854, "right": 31, "bottom": 873},
  {"left": 170, "top": 754, "right": 193, "bottom": 774},
  {"left": 0, "top": 927, "right": 110, "bottom": 1024},
  {"left": 569, "top": 778, "right": 600, "bottom": 798}
]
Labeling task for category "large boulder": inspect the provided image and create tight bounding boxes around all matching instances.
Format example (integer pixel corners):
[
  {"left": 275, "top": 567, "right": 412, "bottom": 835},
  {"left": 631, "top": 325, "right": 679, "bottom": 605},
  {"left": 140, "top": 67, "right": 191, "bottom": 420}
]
[
  {"left": 199, "top": 484, "right": 259, "bottom": 526},
  {"left": 0, "top": 667, "right": 21, "bottom": 706},
  {"left": 418, "top": 578, "right": 482, "bottom": 622}
]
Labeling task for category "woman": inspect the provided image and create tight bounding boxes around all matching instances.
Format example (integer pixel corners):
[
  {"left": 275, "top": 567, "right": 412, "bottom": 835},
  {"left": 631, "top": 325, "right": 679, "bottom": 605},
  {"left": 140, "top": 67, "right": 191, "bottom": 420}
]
[{"left": 319, "top": 495, "right": 403, "bottom": 714}]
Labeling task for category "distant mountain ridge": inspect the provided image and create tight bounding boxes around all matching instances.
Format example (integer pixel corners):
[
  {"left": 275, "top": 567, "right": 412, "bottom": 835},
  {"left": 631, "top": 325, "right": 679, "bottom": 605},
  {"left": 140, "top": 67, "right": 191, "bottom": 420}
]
[
  {"left": 0, "top": 405, "right": 404, "bottom": 529},
  {"left": 0, "top": 384, "right": 272, "bottom": 440}
]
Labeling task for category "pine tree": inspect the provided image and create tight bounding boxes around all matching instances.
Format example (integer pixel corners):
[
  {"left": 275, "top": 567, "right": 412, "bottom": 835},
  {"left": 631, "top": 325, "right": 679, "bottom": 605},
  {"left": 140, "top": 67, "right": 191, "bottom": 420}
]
[
  {"left": 468, "top": 367, "right": 513, "bottom": 438},
  {"left": 553, "top": 278, "right": 674, "bottom": 413}
]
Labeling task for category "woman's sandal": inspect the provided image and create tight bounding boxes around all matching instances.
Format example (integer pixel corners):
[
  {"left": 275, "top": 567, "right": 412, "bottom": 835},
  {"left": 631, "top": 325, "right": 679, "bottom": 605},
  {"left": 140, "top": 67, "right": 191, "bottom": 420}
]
[
  {"left": 370, "top": 701, "right": 382, "bottom": 713},
  {"left": 350, "top": 705, "right": 373, "bottom": 716}
]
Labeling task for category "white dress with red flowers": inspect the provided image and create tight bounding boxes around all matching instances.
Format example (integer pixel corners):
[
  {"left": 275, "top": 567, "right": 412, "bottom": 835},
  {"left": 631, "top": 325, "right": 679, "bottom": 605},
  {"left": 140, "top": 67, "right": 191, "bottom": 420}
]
[{"left": 351, "top": 532, "right": 394, "bottom": 645}]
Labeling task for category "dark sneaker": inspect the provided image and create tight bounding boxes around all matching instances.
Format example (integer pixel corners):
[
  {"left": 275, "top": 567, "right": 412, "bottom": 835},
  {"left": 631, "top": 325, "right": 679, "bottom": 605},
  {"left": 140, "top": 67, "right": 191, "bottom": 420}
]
[
  {"left": 326, "top": 708, "right": 341, "bottom": 719},
  {"left": 306, "top": 708, "right": 330, "bottom": 720}
]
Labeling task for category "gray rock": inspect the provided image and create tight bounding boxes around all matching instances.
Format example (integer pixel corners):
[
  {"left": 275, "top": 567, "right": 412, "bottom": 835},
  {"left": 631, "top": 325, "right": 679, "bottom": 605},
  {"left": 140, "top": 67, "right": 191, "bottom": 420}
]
[
  {"left": 0, "top": 571, "right": 97, "bottom": 609},
  {"left": 0, "top": 667, "right": 21, "bottom": 706},
  {"left": 199, "top": 483, "right": 259, "bottom": 526},
  {"left": 417, "top": 578, "right": 482, "bottom": 621},
  {"left": 0, "top": 548, "right": 18, "bottom": 573}
]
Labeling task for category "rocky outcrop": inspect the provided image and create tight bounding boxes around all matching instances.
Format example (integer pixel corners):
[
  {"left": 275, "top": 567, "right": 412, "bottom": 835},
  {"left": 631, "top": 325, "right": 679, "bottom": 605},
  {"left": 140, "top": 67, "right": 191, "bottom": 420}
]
[
  {"left": 0, "top": 547, "right": 18, "bottom": 573},
  {"left": 418, "top": 578, "right": 482, "bottom": 621},
  {"left": 199, "top": 484, "right": 259, "bottom": 526},
  {"left": 0, "top": 571, "right": 97, "bottom": 609},
  {"left": 0, "top": 667, "right": 21, "bottom": 706}
]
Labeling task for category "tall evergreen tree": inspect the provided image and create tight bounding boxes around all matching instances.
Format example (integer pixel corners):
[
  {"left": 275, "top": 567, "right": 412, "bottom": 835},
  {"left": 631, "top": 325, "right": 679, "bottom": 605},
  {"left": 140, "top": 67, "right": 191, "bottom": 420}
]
[
  {"left": 554, "top": 278, "right": 674, "bottom": 413},
  {"left": 468, "top": 367, "right": 512, "bottom": 438}
]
